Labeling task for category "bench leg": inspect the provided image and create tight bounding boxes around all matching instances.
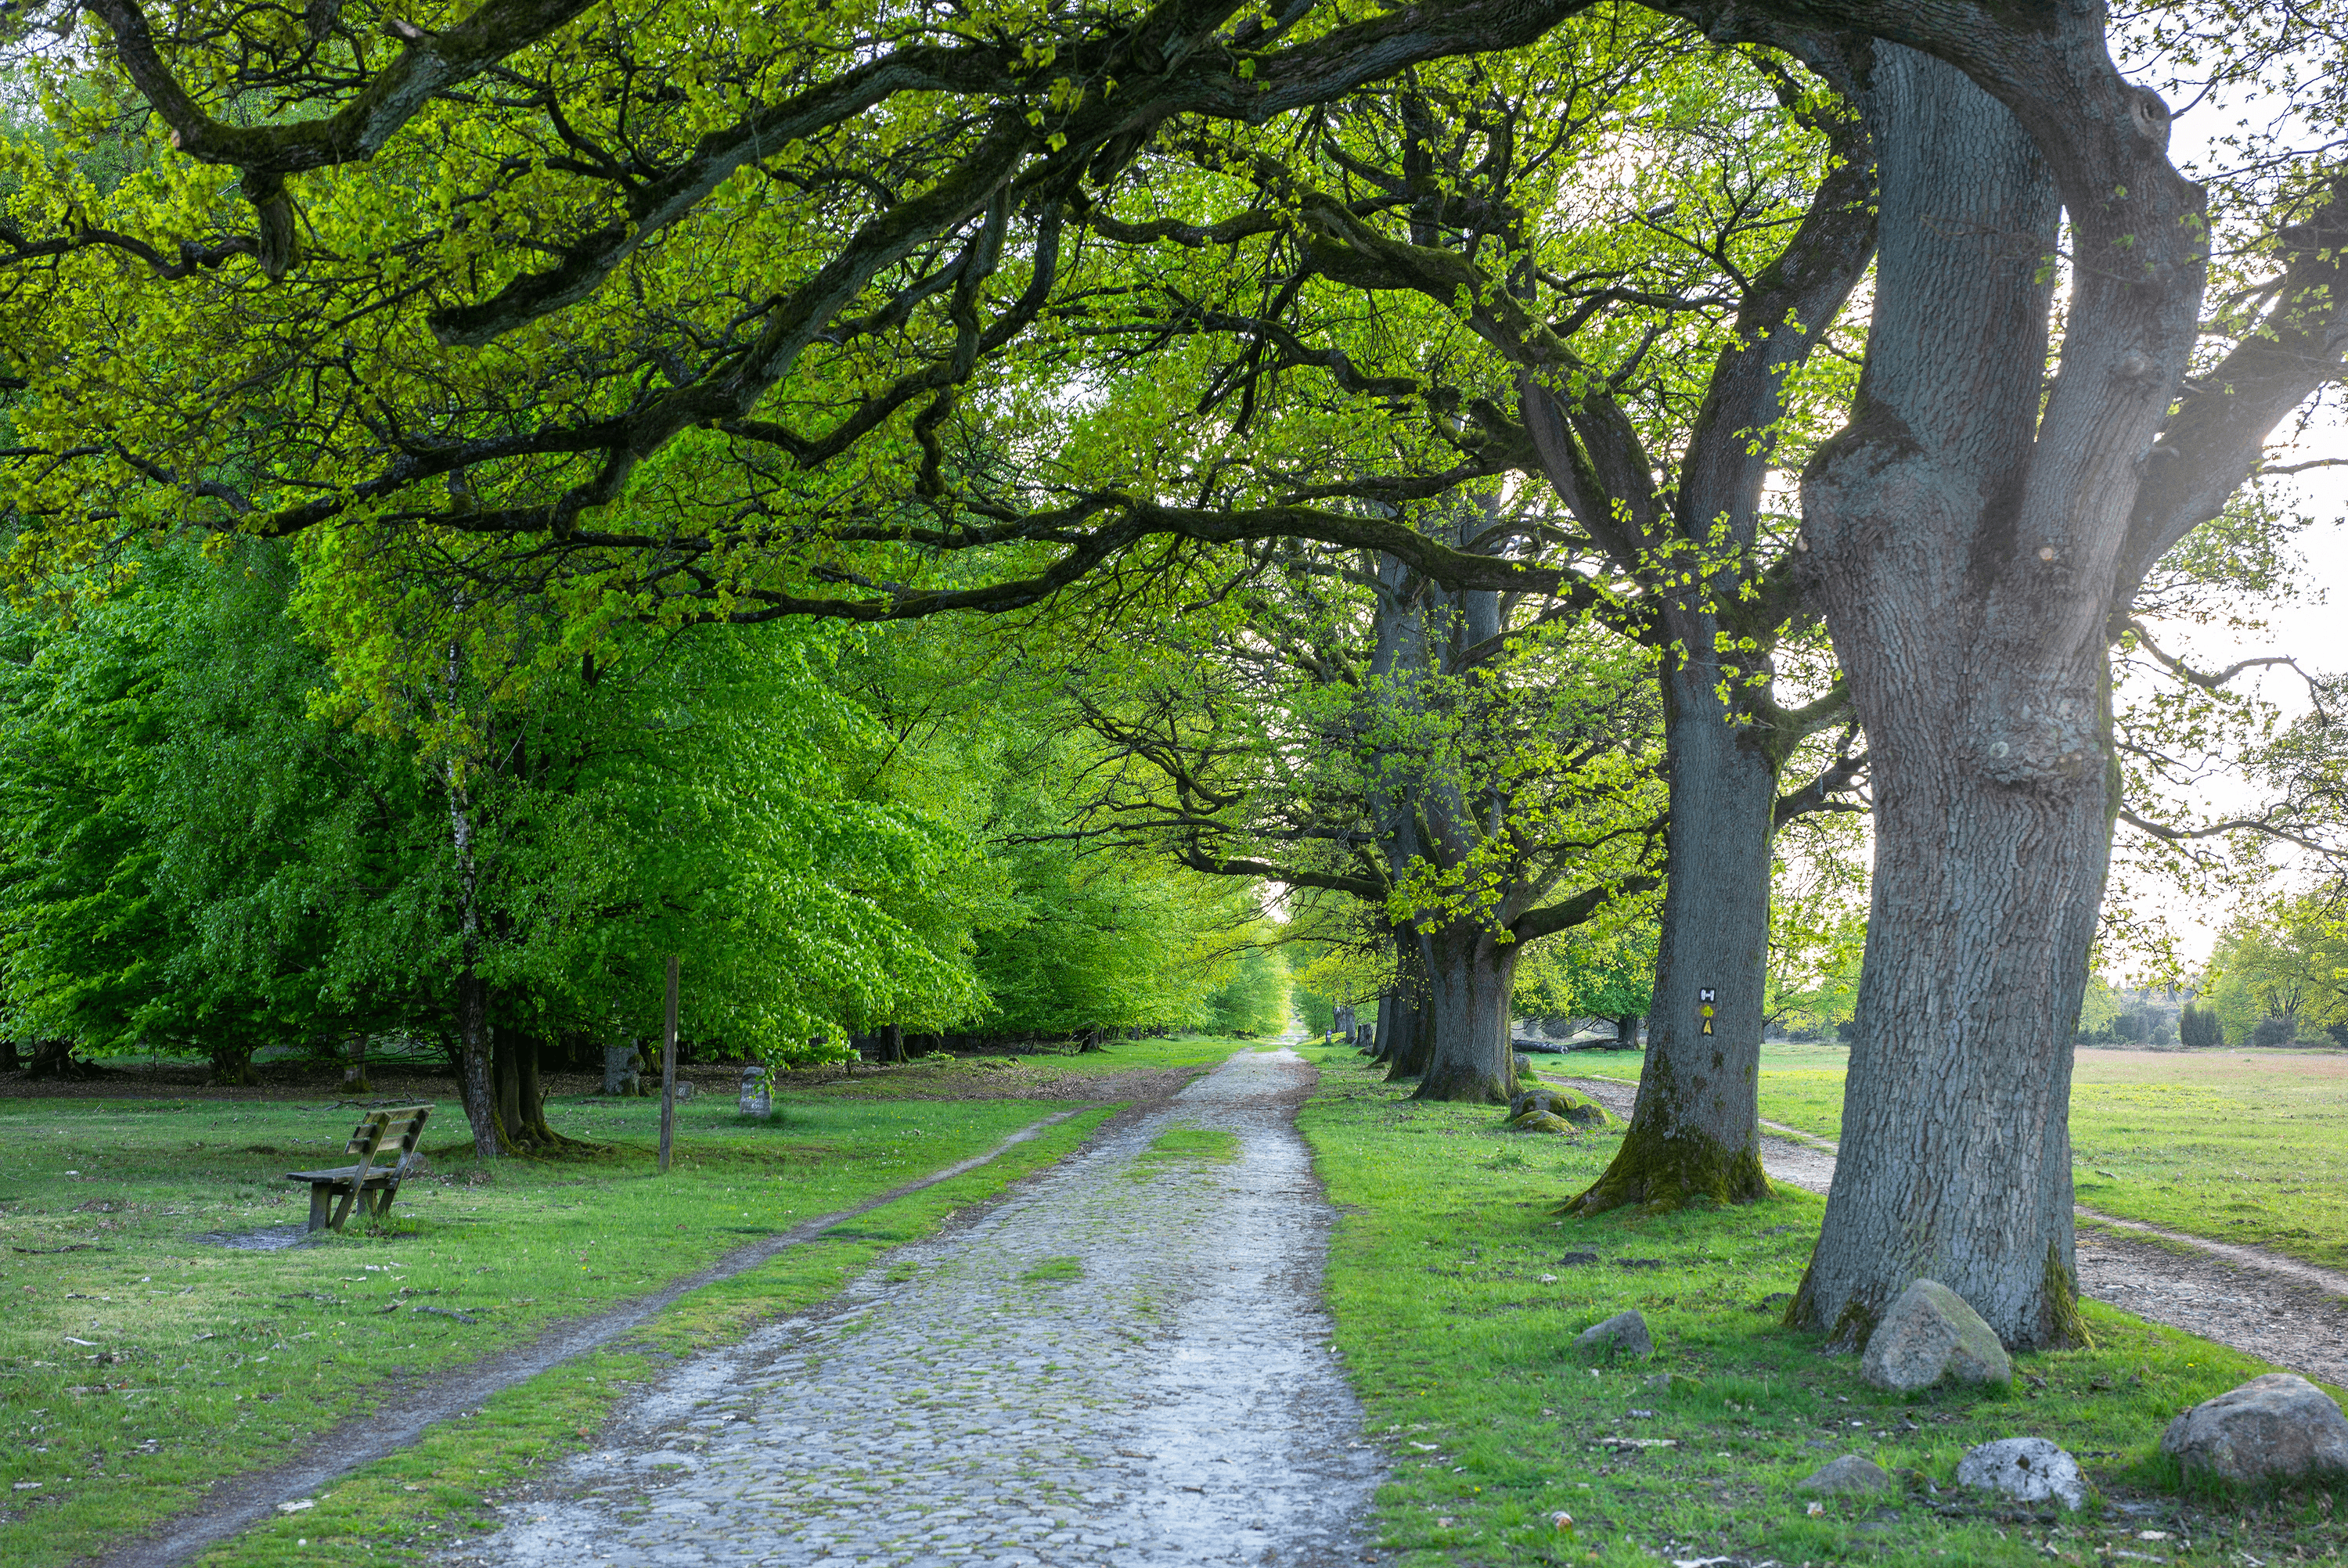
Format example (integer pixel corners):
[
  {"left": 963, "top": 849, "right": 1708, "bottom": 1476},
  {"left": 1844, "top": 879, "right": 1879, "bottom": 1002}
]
[{"left": 307, "top": 1185, "right": 331, "bottom": 1233}]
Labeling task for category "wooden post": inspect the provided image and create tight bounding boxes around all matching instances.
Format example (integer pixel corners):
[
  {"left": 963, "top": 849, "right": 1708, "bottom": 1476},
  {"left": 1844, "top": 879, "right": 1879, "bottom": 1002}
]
[{"left": 657, "top": 955, "right": 680, "bottom": 1174}]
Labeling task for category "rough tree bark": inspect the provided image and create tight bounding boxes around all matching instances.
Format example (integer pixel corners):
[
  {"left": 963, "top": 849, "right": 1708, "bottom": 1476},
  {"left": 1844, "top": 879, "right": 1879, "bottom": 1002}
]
[
  {"left": 1415, "top": 919, "right": 1525, "bottom": 1102},
  {"left": 1569, "top": 656, "right": 1777, "bottom": 1209},
  {"left": 1790, "top": 31, "right": 2202, "bottom": 1350}
]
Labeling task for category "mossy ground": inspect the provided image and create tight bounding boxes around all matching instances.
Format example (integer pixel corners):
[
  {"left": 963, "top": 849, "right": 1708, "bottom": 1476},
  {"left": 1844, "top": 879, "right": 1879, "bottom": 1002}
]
[
  {"left": 1568, "top": 1042, "right": 2348, "bottom": 1268},
  {"left": 1295, "top": 1045, "right": 2346, "bottom": 1566}
]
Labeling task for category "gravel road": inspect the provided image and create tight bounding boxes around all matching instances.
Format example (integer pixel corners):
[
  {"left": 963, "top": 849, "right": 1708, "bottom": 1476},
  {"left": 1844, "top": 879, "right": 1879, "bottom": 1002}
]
[
  {"left": 441, "top": 1048, "right": 1381, "bottom": 1568},
  {"left": 1555, "top": 1074, "right": 2348, "bottom": 1386}
]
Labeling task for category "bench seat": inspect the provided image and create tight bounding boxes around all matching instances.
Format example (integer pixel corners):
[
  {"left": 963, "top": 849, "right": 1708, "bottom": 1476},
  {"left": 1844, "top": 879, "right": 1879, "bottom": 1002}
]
[{"left": 283, "top": 1104, "right": 432, "bottom": 1232}]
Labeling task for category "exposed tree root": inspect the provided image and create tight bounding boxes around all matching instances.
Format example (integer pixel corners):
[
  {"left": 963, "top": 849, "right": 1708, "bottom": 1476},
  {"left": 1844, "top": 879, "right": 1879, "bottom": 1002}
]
[{"left": 1563, "top": 1124, "right": 1770, "bottom": 1216}]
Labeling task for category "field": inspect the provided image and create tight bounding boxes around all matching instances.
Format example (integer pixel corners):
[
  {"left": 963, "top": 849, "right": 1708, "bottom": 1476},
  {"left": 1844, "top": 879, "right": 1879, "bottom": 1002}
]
[
  {"left": 1294, "top": 1045, "right": 2345, "bottom": 1567},
  {"left": 0, "top": 1037, "right": 1243, "bottom": 1566},
  {"left": 1565, "top": 1044, "right": 2348, "bottom": 1267}
]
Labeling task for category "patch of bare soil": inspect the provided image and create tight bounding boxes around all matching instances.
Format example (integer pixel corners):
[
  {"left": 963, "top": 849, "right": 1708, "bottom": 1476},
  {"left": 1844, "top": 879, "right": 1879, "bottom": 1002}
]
[{"left": 1552, "top": 1073, "right": 2348, "bottom": 1386}]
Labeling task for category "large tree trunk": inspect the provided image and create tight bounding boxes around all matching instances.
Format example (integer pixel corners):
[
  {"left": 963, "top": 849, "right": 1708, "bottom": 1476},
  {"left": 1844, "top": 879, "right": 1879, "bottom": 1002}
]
[
  {"left": 1788, "top": 43, "right": 2191, "bottom": 1350},
  {"left": 206, "top": 1040, "right": 259, "bottom": 1087},
  {"left": 1383, "top": 949, "right": 1435, "bottom": 1081},
  {"left": 1571, "top": 664, "right": 1777, "bottom": 1210},
  {"left": 492, "top": 1027, "right": 524, "bottom": 1141},
  {"left": 454, "top": 967, "right": 498, "bottom": 1160},
  {"left": 1413, "top": 919, "right": 1522, "bottom": 1103}
]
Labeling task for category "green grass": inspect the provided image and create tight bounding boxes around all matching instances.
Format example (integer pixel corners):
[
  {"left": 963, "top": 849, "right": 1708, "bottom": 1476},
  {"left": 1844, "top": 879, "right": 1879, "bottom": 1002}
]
[
  {"left": 0, "top": 1086, "right": 1114, "bottom": 1566},
  {"left": 1555, "top": 1043, "right": 2348, "bottom": 1268},
  {"left": 1293, "top": 1045, "right": 2345, "bottom": 1568}
]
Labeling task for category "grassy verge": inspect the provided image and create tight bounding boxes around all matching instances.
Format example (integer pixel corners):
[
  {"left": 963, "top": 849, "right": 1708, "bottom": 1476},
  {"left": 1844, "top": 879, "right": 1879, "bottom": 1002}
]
[
  {"left": 0, "top": 1084, "right": 1117, "bottom": 1566},
  {"left": 1557, "top": 1044, "right": 2348, "bottom": 1268},
  {"left": 1295, "top": 1045, "right": 2344, "bottom": 1568}
]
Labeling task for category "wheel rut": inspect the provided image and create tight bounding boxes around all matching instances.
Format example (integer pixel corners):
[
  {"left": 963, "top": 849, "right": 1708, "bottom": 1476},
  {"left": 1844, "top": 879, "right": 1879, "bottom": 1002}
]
[
  {"left": 443, "top": 1048, "right": 1383, "bottom": 1568},
  {"left": 1552, "top": 1072, "right": 2348, "bottom": 1386}
]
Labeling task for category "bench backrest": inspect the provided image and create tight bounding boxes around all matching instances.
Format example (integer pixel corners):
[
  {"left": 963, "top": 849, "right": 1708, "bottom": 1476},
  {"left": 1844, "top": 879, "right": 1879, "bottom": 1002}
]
[{"left": 345, "top": 1105, "right": 432, "bottom": 1179}]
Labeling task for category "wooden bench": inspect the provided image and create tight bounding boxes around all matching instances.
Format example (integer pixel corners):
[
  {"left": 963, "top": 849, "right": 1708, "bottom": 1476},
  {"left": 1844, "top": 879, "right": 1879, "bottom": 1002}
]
[{"left": 284, "top": 1104, "right": 433, "bottom": 1233}]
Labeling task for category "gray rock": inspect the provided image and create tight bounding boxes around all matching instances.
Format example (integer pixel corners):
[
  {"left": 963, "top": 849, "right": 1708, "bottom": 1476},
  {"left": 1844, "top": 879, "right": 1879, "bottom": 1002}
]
[
  {"left": 1955, "top": 1437, "right": 2086, "bottom": 1510},
  {"left": 602, "top": 1043, "right": 644, "bottom": 1097},
  {"left": 738, "top": 1065, "right": 772, "bottom": 1119},
  {"left": 1512, "top": 1052, "right": 1533, "bottom": 1076},
  {"left": 1860, "top": 1279, "right": 2011, "bottom": 1392},
  {"left": 1797, "top": 1454, "right": 1890, "bottom": 1495},
  {"left": 1573, "top": 1309, "right": 1653, "bottom": 1358},
  {"left": 2159, "top": 1373, "right": 2348, "bottom": 1485},
  {"left": 1506, "top": 1087, "right": 1609, "bottom": 1127}
]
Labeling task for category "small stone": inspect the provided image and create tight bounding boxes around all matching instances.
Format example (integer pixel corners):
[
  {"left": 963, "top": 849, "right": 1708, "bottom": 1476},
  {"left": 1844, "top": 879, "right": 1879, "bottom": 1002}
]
[
  {"left": 1573, "top": 1310, "right": 1653, "bottom": 1358},
  {"left": 1860, "top": 1280, "right": 2011, "bottom": 1393},
  {"left": 1797, "top": 1455, "right": 1890, "bottom": 1495},
  {"left": 1954, "top": 1437, "right": 2086, "bottom": 1510},
  {"left": 1508, "top": 1110, "right": 1575, "bottom": 1135},
  {"left": 2159, "top": 1373, "right": 2348, "bottom": 1485}
]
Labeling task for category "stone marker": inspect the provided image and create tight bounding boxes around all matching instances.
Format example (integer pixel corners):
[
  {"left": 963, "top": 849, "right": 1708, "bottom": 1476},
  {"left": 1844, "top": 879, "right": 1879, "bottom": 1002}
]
[
  {"left": 738, "top": 1065, "right": 772, "bottom": 1119},
  {"left": 1860, "top": 1279, "right": 2011, "bottom": 1392},
  {"left": 603, "top": 1044, "right": 644, "bottom": 1097},
  {"left": 674, "top": 1081, "right": 697, "bottom": 1102},
  {"left": 1573, "top": 1309, "right": 1654, "bottom": 1358},
  {"left": 1797, "top": 1455, "right": 1891, "bottom": 1495},
  {"left": 2159, "top": 1373, "right": 2348, "bottom": 1485},
  {"left": 1955, "top": 1437, "right": 2086, "bottom": 1510}
]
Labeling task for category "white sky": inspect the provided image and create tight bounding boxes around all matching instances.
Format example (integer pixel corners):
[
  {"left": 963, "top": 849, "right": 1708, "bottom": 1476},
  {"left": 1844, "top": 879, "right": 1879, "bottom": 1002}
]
[{"left": 2106, "top": 38, "right": 2348, "bottom": 967}]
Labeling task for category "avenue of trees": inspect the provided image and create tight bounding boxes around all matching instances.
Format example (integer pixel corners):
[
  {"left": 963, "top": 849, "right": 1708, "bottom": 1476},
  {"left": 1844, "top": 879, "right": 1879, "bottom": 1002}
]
[{"left": 2, "top": 0, "right": 2343, "bottom": 1347}]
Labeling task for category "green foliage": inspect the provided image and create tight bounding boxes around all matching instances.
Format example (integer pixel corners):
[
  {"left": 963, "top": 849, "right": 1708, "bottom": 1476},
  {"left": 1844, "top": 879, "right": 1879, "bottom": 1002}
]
[
  {"left": 1514, "top": 907, "right": 1659, "bottom": 1025},
  {"left": 2204, "top": 895, "right": 2348, "bottom": 1045}
]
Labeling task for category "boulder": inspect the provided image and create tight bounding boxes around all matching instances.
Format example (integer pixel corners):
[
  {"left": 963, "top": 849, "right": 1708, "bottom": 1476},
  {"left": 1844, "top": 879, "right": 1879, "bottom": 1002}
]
[
  {"left": 1506, "top": 1087, "right": 1610, "bottom": 1127},
  {"left": 1955, "top": 1437, "right": 2086, "bottom": 1511},
  {"left": 1508, "top": 1109, "right": 1575, "bottom": 1135},
  {"left": 1513, "top": 1052, "right": 1534, "bottom": 1075},
  {"left": 2159, "top": 1373, "right": 2348, "bottom": 1485},
  {"left": 1860, "top": 1279, "right": 2011, "bottom": 1392},
  {"left": 1573, "top": 1309, "right": 1654, "bottom": 1358},
  {"left": 1797, "top": 1455, "right": 1891, "bottom": 1495}
]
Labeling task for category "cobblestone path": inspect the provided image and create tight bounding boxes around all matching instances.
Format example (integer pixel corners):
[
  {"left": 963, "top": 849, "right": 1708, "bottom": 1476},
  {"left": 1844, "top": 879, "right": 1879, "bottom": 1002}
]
[{"left": 452, "top": 1048, "right": 1382, "bottom": 1568}]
